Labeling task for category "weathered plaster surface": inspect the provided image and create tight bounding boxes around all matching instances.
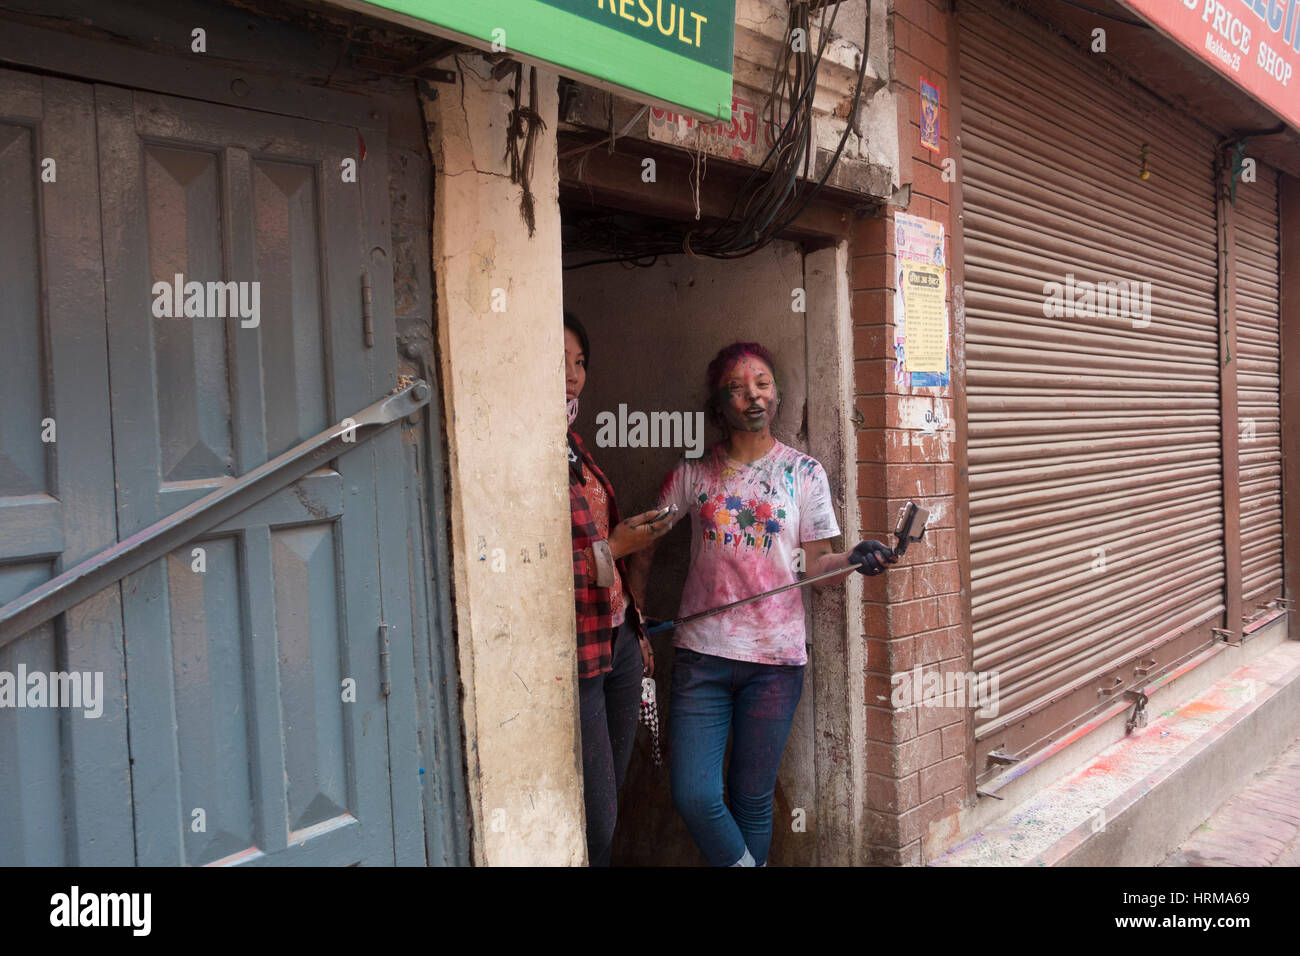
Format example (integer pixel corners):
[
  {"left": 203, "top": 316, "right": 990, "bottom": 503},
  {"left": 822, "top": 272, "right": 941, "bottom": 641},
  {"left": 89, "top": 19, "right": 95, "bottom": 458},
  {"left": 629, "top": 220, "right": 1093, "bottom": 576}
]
[{"left": 425, "top": 57, "right": 585, "bottom": 865}]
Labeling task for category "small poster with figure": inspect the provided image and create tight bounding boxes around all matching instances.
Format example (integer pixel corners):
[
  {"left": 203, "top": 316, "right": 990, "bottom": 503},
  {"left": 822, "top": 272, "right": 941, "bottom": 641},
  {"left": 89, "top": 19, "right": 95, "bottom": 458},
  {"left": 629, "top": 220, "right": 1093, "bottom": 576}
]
[
  {"left": 919, "top": 78, "right": 941, "bottom": 153},
  {"left": 894, "top": 212, "right": 949, "bottom": 388}
]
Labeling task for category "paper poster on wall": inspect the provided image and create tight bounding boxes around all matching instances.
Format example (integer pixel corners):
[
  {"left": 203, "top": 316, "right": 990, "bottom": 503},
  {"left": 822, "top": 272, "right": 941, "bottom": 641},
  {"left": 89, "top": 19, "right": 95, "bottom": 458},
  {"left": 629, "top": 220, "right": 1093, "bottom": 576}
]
[
  {"left": 919, "top": 77, "right": 941, "bottom": 152},
  {"left": 894, "top": 212, "right": 949, "bottom": 389}
]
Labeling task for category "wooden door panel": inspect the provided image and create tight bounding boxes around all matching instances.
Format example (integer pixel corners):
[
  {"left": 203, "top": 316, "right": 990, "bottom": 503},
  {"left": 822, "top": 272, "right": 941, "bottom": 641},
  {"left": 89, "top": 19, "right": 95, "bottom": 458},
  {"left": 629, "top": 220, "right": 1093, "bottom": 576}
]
[
  {"left": 0, "top": 68, "right": 132, "bottom": 866},
  {"left": 96, "top": 83, "right": 401, "bottom": 866}
]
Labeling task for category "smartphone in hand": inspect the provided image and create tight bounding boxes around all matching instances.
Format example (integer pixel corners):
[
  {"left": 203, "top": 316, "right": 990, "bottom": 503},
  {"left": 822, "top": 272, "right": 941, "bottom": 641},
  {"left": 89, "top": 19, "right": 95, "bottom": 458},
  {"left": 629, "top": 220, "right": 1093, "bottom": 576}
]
[{"left": 649, "top": 503, "right": 677, "bottom": 523}]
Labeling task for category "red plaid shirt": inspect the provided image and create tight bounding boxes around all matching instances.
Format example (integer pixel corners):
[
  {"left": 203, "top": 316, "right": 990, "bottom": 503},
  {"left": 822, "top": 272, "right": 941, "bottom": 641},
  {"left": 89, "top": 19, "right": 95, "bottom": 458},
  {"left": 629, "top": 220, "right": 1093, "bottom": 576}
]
[{"left": 569, "top": 429, "right": 645, "bottom": 678}]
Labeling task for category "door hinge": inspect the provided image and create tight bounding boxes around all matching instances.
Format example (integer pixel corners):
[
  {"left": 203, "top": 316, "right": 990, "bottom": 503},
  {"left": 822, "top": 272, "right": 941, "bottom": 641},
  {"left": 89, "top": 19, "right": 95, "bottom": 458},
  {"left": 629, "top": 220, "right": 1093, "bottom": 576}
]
[
  {"left": 362, "top": 270, "right": 374, "bottom": 348},
  {"left": 378, "top": 622, "right": 391, "bottom": 697}
]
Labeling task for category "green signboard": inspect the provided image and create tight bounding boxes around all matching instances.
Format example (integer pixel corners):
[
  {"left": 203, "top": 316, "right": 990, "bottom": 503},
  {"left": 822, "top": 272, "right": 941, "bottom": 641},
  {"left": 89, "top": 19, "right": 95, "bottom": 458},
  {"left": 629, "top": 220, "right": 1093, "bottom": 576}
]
[{"left": 347, "top": 0, "right": 735, "bottom": 120}]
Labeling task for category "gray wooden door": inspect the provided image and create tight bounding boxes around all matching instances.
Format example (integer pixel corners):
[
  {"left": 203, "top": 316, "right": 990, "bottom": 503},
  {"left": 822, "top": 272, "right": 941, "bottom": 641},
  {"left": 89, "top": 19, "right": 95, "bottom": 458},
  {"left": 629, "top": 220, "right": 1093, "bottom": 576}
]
[
  {"left": 0, "top": 67, "right": 425, "bottom": 865},
  {"left": 0, "top": 69, "right": 135, "bottom": 866}
]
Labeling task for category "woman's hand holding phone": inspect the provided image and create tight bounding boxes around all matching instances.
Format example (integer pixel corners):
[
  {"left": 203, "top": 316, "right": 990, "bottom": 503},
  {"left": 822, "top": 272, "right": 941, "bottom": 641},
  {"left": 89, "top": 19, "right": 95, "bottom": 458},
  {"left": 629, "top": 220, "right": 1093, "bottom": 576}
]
[{"left": 608, "top": 504, "right": 677, "bottom": 560}]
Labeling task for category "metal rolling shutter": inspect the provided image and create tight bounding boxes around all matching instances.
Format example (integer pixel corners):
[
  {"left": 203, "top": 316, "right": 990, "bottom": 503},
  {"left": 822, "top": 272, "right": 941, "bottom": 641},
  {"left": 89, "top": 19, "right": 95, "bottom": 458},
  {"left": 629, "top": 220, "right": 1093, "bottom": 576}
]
[
  {"left": 957, "top": 0, "right": 1224, "bottom": 773},
  {"left": 1235, "top": 165, "right": 1285, "bottom": 608}
]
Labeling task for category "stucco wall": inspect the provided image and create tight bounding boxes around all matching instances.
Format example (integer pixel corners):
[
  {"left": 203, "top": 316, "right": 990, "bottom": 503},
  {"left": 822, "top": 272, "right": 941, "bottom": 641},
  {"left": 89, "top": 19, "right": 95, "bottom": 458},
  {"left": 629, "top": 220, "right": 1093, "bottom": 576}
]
[{"left": 425, "top": 57, "right": 585, "bottom": 865}]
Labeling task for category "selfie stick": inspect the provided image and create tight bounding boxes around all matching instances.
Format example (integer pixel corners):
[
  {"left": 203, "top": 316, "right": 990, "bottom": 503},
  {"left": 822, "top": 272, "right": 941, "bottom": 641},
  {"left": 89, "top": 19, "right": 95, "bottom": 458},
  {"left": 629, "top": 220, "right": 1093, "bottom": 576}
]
[{"left": 646, "top": 501, "right": 929, "bottom": 635}]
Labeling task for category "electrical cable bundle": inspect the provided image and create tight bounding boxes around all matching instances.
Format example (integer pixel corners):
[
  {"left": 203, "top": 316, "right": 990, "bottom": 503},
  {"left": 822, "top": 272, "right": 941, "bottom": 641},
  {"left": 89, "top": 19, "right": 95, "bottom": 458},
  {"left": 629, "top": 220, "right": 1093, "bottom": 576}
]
[{"left": 565, "top": 0, "right": 871, "bottom": 270}]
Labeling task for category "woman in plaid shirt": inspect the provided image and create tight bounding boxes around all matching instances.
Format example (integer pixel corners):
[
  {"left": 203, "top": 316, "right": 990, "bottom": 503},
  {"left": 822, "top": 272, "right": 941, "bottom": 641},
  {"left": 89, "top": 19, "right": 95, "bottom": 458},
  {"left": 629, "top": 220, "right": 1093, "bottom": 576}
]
[{"left": 565, "top": 312, "right": 673, "bottom": 867}]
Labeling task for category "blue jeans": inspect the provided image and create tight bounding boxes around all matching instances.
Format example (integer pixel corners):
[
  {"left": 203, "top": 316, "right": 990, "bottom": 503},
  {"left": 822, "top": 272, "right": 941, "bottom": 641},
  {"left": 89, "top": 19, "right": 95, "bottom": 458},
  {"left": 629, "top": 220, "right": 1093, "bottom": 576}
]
[
  {"left": 578, "top": 619, "right": 643, "bottom": 867},
  {"left": 669, "top": 646, "right": 804, "bottom": 866}
]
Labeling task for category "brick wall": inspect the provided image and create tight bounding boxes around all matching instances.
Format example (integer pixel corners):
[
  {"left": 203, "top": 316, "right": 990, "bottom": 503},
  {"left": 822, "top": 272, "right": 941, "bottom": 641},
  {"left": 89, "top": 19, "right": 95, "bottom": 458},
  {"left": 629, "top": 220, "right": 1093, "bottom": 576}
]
[{"left": 850, "top": 0, "right": 968, "bottom": 866}]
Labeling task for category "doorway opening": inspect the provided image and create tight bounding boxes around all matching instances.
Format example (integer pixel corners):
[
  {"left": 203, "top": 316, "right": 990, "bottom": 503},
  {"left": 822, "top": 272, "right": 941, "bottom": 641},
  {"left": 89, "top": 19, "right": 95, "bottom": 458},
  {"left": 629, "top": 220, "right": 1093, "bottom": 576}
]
[{"left": 561, "top": 200, "right": 860, "bottom": 865}]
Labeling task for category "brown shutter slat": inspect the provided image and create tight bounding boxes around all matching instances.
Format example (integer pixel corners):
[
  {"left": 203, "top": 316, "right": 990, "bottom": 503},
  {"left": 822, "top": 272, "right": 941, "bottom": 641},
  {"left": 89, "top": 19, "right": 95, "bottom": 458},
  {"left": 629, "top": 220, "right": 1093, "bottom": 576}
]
[{"left": 958, "top": 0, "right": 1224, "bottom": 777}]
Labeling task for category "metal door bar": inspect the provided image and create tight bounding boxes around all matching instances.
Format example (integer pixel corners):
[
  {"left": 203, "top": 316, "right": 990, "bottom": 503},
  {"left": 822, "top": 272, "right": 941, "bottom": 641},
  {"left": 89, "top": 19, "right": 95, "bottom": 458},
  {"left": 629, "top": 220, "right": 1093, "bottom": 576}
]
[{"left": 0, "top": 380, "right": 430, "bottom": 646}]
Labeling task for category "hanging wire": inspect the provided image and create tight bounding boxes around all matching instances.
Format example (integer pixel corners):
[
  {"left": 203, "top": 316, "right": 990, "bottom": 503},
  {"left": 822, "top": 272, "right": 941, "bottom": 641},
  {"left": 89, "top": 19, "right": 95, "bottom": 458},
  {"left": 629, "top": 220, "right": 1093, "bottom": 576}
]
[{"left": 564, "top": 0, "right": 870, "bottom": 269}]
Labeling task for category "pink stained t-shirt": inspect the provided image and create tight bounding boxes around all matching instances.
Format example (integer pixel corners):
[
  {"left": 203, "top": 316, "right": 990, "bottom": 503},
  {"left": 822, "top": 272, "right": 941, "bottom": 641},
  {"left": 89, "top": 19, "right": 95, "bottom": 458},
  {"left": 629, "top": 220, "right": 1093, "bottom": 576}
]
[{"left": 656, "top": 440, "right": 840, "bottom": 666}]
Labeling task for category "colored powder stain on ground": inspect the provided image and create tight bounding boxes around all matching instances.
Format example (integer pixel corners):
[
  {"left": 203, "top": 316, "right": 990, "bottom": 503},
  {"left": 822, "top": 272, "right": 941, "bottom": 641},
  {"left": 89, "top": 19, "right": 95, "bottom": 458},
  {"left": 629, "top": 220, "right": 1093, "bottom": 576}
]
[{"left": 1176, "top": 699, "right": 1227, "bottom": 722}]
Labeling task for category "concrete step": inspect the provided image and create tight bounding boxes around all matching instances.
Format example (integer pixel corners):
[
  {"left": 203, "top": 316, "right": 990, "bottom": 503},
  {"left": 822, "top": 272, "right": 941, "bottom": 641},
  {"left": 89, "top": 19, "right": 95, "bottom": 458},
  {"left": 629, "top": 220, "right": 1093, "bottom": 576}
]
[
  {"left": 930, "top": 639, "right": 1300, "bottom": 866},
  {"left": 1159, "top": 733, "right": 1300, "bottom": 866}
]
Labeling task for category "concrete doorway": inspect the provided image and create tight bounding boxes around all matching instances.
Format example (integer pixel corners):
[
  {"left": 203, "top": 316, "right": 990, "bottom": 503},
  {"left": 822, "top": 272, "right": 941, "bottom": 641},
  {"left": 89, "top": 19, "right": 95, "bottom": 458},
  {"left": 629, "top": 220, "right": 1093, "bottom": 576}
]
[{"left": 562, "top": 205, "right": 861, "bottom": 865}]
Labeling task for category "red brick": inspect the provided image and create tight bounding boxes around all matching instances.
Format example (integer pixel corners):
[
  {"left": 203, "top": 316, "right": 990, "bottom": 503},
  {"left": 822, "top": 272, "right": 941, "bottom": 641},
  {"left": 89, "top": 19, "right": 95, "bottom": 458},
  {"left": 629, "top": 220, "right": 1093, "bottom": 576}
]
[
  {"left": 917, "top": 699, "right": 963, "bottom": 735},
  {"left": 884, "top": 398, "right": 912, "bottom": 429},
  {"left": 894, "top": 50, "right": 923, "bottom": 92},
  {"left": 863, "top": 808, "right": 901, "bottom": 844},
  {"left": 856, "top": 494, "right": 889, "bottom": 530},
  {"left": 865, "top": 702, "right": 917, "bottom": 744},
  {"left": 863, "top": 600, "right": 888, "bottom": 636},
  {"left": 853, "top": 324, "right": 891, "bottom": 362},
  {"left": 914, "top": 562, "right": 961, "bottom": 599},
  {"left": 943, "top": 786, "right": 966, "bottom": 815},
  {"left": 941, "top": 721, "right": 967, "bottom": 759},
  {"left": 896, "top": 729, "right": 943, "bottom": 776},
  {"left": 925, "top": 1, "right": 956, "bottom": 43},
  {"left": 892, "top": 12, "right": 910, "bottom": 54},
  {"left": 925, "top": 528, "right": 958, "bottom": 559},
  {"left": 886, "top": 429, "right": 913, "bottom": 460},
  {"left": 866, "top": 739, "right": 894, "bottom": 773},
  {"left": 866, "top": 841, "right": 922, "bottom": 865},
  {"left": 857, "top": 462, "right": 886, "bottom": 492},
  {"left": 860, "top": 563, "right": 895, "bottom": 602},
  {"left": 929, "top": 194, "right": 951, "bottom": 226},
  {"left": 898, "top": 794, "right": 946, "bottom": 843},
  {"left": 851, "top": 397, "right": 887, "bottom": 428},
  {"left": 902, "top": 193, "right": 931, "bottom": 221},
  {"left": 912, "top": 495, "right": 954, "bottom": 529},
  {"left": 890, "top": 596, "right": 941, "bottom": 635},
  {"left": 857, "top": 427, "right": 887, "bottom": 462},
  {"left": 866, "top": 771, "right": 920, "bottom": 814},
  {"left": 936, "top": 594, "right": 965, "bottom": 628},
  {"left": 864, "top": 639, "right": 888, "bottom": 672},
  {"left": 865, "top": 672, "right": 893, "bottom": 709},
  {"left": 851, "top": 253, "right": 892, "bottom": 290},
  {"left": 911, "top": 157, "right": 950, "bottom": 203},
  {"left": 849, "top": 213, "right": 891, "bottom": 251},
  {"left": 887, "top": 463, "right": 933, "bottom": 499},
  {"left": 920, "top": 755, "right": 965, "bottom": 802},
  {"left": 891, "top": 0, "right": 930, "bottom": 30},
  {"left": 851, "top": 288, "right": 890, "bottom": 322},
  {"left": 933, "top": 461, "right": 956, "bottom": 494},
  {"left": 916, "top": 623, "right": 964, "bottom": 662},
  {"left": 890, "top": 564, "right": 920, "bottom": 602},
  {"left": 910, "top": 27, "right": 949, "bottom": 78},
  {"left": 865, "top": 636, "right": 905, "bottom": 672},
  {"left": 911, "top": 432, "right": 952, "bottom": 463},
  {"left": 855, "top": 358, "right": 891, "bottom": 393},
  {"left": 927, "top": 2, "right": 951, "bottom": 45}
]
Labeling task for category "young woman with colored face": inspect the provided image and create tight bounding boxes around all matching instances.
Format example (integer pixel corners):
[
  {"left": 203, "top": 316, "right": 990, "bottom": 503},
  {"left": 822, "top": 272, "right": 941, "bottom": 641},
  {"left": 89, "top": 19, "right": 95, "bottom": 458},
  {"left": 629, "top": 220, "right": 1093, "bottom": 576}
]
[
  {"left": 564, "top": 311, "right": 674, "bottom": 867},
  {"left": 627, "top": 342, "right": 896, "bottom": 866}
]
